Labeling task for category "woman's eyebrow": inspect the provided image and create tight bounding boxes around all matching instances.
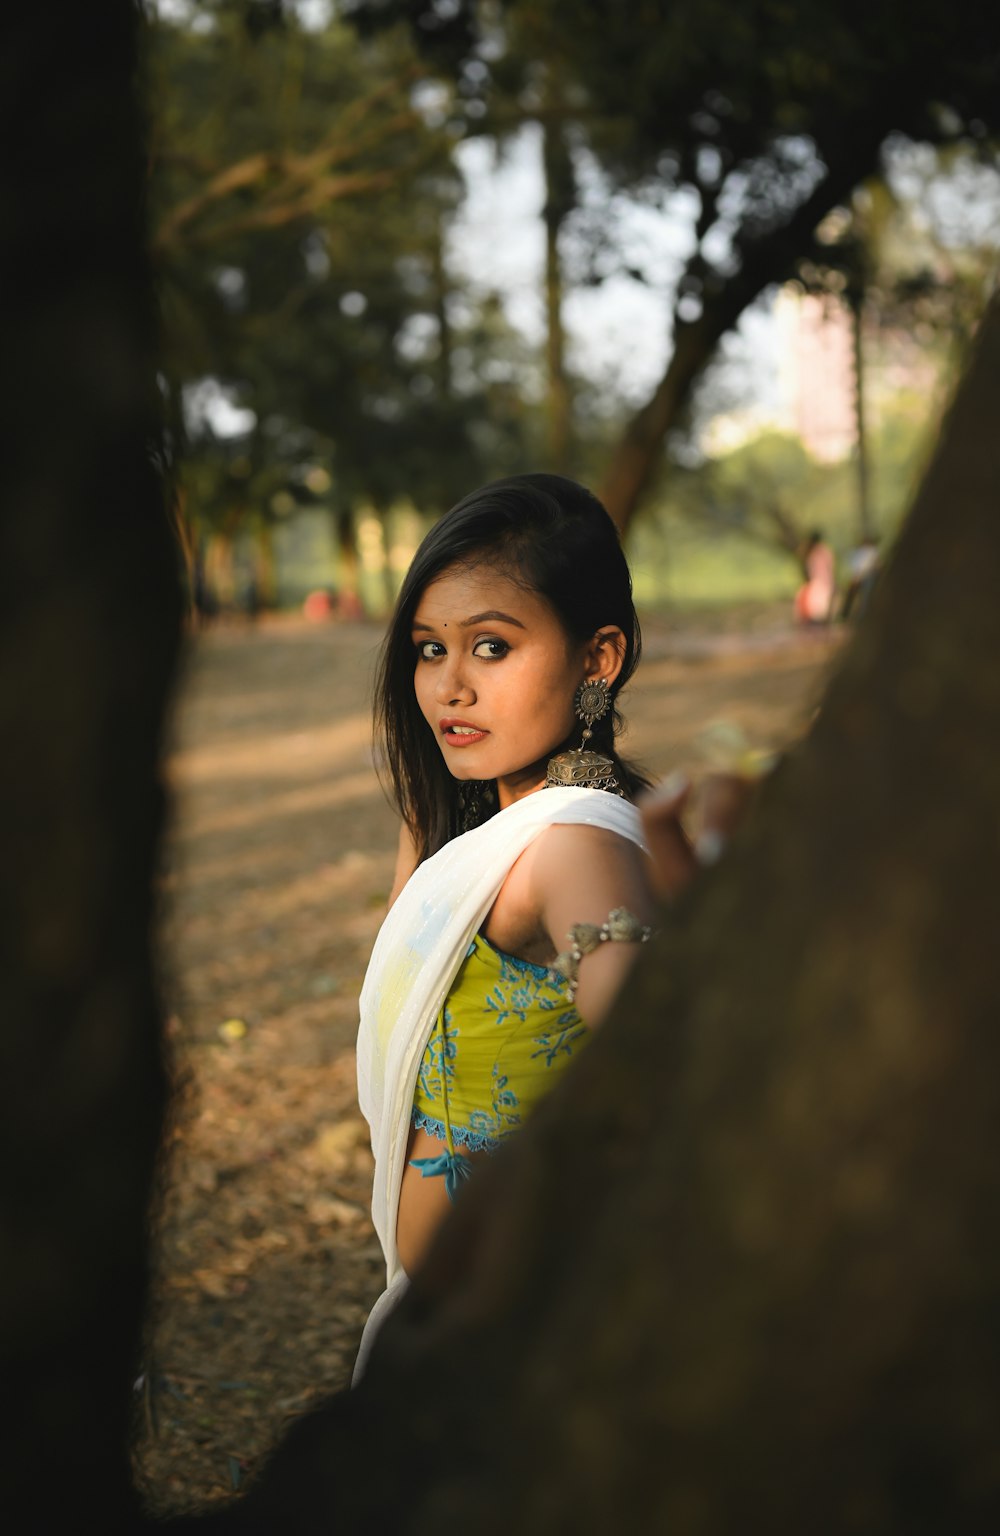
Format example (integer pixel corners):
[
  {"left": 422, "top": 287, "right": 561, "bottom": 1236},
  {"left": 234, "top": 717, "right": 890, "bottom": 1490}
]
[
  {"left": 411, "top": 609, "right": 527, "bottom": 632},
  {"left": 459, "top": 610, "right": 526, "bottom": 629}
]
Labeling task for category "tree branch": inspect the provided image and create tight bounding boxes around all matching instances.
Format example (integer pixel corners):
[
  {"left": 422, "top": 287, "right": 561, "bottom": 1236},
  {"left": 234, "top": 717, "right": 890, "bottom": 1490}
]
[{"left": 153, "top": 73, "right": 424, "bottom": 252}]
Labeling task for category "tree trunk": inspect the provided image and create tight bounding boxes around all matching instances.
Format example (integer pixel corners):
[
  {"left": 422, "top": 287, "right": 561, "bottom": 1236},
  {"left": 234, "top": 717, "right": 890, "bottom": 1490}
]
[
  {"left": 541, "top": 91, "right": 574, "bottom": 475},
  {"left": 0, "top": 1, "right": 181, "bottom": 1525},
  {"left": 253, "top": 519, "right": 277, "bottom": 611},
  {"left": 849, "top": 281, "right": 874, "bottom": 541},
  {"left": 430, "top": 215, "right": 453, "bottom": 399},
  {"left": 598, "top": 311, "right": 719, "bottom": 530},
  {"left": 334, "top": 504, "right": 362, "bottom": 613},
  {"left": 178, "top": 301, "right": 1000, "bottom": 1532}
]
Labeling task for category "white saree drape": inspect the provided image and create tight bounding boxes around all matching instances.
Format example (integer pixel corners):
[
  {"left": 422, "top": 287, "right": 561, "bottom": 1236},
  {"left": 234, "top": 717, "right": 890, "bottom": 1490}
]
[{"left": 352, "top": 786, "right": 648, "bottom": 1380}]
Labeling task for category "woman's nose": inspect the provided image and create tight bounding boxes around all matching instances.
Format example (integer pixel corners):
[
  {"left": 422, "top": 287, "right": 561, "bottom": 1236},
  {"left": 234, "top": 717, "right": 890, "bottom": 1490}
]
[{"left": 435, "top": 656, "right": 474, "bottom": 706}]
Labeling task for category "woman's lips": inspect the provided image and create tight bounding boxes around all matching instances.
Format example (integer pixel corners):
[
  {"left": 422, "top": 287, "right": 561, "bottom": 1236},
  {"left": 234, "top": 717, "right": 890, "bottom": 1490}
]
[{"left": 440, "top": 718, "right": 489, "bottom": 746}]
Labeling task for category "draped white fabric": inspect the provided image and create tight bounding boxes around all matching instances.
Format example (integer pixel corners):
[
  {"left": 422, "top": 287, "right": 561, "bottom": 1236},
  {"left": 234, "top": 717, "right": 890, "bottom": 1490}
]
[{"left": 352, "top": 787, "right": 647, "bottom": 1379}]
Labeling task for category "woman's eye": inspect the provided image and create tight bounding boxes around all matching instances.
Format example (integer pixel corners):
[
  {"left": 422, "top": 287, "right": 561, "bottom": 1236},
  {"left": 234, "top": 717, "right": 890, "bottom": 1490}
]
[
  {"left": 417, "top": 640, "right": 446, "bottom": 660},
  {"left": 472, "top": 637, "right": 509, "bottom": 660}
]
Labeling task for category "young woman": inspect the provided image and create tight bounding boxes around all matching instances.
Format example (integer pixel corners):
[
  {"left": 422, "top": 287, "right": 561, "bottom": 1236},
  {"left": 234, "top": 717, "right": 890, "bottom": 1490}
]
[{"left": 353, "top": 473, "right": 660, "bottom": 1377}]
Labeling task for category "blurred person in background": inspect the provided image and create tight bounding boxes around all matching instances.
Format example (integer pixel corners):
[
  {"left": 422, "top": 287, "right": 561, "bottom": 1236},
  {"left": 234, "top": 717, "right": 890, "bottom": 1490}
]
[
  {"left": 841, "top": 535, "right": 882, "bottom": 621},
  {"left": 795, "top": 529, "right": 836, "bottom": 627}
]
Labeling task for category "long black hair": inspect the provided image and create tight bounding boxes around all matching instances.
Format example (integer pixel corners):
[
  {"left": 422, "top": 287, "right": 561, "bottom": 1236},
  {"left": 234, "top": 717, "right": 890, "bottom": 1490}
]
[{"left": 373, "top": 473, "right": 650, "bottom": 861}]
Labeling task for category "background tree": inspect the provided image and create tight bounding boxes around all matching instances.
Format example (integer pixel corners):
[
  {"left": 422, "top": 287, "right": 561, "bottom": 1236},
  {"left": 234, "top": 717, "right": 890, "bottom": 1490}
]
[
  {"left": 787, "top": 137, "right": 1000, "bottom": 543},
  {"left": 347, "top": 0, "right": 1000, "bottom": 530},
  {"left": 148, "top": 1, "right": 539, "bottom": 610},
  {"left": 642, "top": 396, "right": 938, "bottom": 590}
]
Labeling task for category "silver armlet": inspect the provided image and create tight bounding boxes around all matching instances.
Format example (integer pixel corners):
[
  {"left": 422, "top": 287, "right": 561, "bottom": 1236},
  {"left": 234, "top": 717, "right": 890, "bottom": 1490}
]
[{"left": 548, "top": 906, "right": 653, "bottom": 1002}]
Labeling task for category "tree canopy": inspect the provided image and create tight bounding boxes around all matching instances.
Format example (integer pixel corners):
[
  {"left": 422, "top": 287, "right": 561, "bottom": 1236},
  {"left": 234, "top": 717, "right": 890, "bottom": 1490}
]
[
  {"left": 148, "top": 0, "right": 540, "bottom": 567},
  {"left": 346, "top": 0, "right": 1000, "bottom": 526},
  {"left": 146, "top": 0, "right": 999, "bottom": 603}
]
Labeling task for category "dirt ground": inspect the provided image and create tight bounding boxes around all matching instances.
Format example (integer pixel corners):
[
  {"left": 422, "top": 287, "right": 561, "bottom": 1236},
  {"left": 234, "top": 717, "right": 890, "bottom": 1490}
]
[{"left": 132, "top": 604, "right": 843, "bottom": 1517}]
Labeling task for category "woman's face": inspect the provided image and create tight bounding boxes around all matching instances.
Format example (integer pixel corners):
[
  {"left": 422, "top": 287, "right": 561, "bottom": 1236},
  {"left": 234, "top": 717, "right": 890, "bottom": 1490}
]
[{"left": 411, "top": 562, "right": 612, "bottom": 808}]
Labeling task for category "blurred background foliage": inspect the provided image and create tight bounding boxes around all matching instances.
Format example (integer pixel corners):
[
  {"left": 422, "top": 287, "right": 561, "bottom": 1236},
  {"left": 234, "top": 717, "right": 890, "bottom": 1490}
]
[{"left": 147, "top": 0, "right": 1000, "bottom": 616}]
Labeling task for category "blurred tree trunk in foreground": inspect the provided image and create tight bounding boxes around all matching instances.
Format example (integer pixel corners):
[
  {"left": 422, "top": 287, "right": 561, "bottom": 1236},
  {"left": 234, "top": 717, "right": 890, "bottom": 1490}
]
[
  {"left": 0, "top": 2, "right": 180, "bottom": 1526},
  {"left": 178, "top": 298, "right": 1000, "bottom": 1532}
]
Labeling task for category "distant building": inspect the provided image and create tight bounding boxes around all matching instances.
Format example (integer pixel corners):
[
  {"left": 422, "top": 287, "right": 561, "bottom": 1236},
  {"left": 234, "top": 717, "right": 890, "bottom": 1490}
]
[
  {"left": 774, "top": 288, "right": 857, "bottom": 462},
  {"left": 699, "top": 286, "right": 859, "bottom": 462},
  {"left": 698, "top": 283, "right": 939, "bottom": 466}
]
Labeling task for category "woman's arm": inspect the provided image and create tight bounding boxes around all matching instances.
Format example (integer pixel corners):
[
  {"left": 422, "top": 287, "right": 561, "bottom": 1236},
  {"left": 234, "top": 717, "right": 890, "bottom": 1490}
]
[
  {"left": 529, "top": 823, "right": 657, "bottom": 1028},
  {"left": 387, "top": 819, "right": 419, "bottom": 911}
]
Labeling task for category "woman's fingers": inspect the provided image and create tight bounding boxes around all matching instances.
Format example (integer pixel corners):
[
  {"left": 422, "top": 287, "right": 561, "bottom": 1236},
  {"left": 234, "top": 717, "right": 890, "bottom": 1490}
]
[
  {"left": 639, "top": 773, "right": 699, "bottom": 899},
  {"left": 699, "top": 771, "right": 757, "bottom": 842},
  {"left": 641, "top": 770, "right": 761, "bottom": 896}
]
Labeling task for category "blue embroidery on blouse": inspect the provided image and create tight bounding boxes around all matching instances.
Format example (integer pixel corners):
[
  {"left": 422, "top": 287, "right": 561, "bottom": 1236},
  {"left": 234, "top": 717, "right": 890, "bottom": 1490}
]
[
  {"left": 412, "top": 933, "right": 582, "bottom": 1156},
  {"left": 530, "top": 1023, "right": 587, "bottom": 1067},
  {"left": 465, "top": 1064, "right": 523, "bottom": 1142},
  {"left": 415, "top": 1004, "right": 458, "bottom": 1101},
  {"left": 411, "top": 1109, "right": 501, "bottom": 1154},
  {"left": 478, "top": 934, "right": 555, "bottom": 981}
]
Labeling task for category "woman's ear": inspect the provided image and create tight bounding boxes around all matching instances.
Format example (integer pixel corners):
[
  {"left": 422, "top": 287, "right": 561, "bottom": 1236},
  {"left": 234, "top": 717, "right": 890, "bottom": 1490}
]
[{"left": 584, "top": 626, "right": 627, "bottom": 686}]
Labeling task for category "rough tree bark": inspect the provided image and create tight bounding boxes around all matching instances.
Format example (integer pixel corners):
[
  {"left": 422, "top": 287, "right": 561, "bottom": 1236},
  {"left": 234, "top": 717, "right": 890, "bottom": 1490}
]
[
  {"left": 0, "top": 2, "right": 181, "bottom": 1526},
  {"left": 173, "top": 298, "right": 1000, "bottom": 1531}
]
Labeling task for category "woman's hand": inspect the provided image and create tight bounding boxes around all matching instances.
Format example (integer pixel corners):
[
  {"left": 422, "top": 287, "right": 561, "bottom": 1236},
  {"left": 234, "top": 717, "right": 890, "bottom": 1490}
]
[{"left": 639, "top": 768, "right": 759, "bottom": 901}]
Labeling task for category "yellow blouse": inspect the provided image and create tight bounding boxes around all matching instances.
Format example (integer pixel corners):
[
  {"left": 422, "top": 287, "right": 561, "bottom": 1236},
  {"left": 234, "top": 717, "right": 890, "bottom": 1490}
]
[{"left": 410, "top": 934, "right": 585, "bottom": 1163}]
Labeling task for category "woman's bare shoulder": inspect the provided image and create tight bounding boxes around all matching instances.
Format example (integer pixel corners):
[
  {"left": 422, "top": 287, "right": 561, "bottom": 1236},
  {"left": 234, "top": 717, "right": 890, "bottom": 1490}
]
[
  {"left": 529, "top": 819, "right": 655, "bottom": 1026},
  {"left": 532, "top": 817, "right": 648, "bottom": 870},
  {"left": 486, "top": 812, "right": 653, "bottom": 978},
  {"left": 528, "top": 819, "right": 653, "bottom": 917}
]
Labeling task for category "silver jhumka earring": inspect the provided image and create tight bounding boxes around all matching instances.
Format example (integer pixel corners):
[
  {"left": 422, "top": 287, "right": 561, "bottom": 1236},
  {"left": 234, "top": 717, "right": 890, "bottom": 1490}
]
[{"left": 545, "top": 677, "right": 623, "bottom": 794}]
